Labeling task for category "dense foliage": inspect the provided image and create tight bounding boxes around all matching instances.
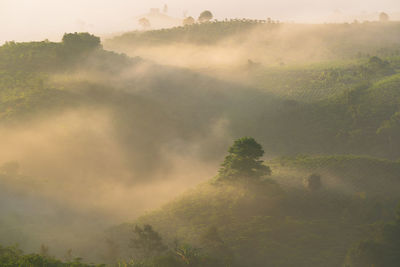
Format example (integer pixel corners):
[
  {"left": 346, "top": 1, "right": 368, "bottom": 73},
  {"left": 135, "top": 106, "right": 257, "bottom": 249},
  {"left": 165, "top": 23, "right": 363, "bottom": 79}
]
[
  {"left": 0, "top": 245, "right": 103, "bottom": 267},
  {"left": 217, "top": 137, "right": 271, "bottom": 182}
]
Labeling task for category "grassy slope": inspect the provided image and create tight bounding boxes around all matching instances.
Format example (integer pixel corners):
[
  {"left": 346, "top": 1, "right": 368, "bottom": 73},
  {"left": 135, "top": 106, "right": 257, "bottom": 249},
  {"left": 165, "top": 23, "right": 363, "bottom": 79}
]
[{"left": 108, "top": 155, "right": 400, "bottom": 267}]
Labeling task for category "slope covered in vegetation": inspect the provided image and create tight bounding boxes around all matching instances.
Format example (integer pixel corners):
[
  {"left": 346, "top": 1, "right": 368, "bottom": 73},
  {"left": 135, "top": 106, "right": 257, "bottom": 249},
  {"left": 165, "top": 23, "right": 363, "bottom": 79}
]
[
  {"left": 106, "top": 149, "right": 400, "bottom": 266},
  {"left": 107, "top": 20, "right": 400, "bottom": 59},
  {"left": 1, "top": 19, "right": 400, "bottom": 266}
]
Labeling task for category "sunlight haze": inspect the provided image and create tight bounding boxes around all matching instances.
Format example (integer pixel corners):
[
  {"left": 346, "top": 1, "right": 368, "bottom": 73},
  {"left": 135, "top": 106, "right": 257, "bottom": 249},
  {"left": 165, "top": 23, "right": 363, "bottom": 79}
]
[{"left": 1, "top": 0, "right": 399, "bottom": 43}]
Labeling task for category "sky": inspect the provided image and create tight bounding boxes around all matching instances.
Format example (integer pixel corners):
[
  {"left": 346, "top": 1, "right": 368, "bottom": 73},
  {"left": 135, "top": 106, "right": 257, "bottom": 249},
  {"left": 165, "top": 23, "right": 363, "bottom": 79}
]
[{"left": 0, "top": 0, "right": 399, "bottom": 44}]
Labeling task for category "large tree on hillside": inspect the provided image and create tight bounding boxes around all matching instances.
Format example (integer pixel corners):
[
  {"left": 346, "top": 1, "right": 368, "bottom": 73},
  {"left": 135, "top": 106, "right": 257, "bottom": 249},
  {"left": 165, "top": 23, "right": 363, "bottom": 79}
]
[
  {"left": 198, "top": 10, "right": 213, "bottom": 23},
  {"left": 217, "top": 137, "right": 271, "bottom": 182}
]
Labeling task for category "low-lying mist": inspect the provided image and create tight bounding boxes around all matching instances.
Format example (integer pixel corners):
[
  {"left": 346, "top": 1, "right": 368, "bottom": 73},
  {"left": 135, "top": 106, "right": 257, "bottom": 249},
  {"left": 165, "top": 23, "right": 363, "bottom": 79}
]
[
  {"left": 0, "top": 103, "right": 229, "bottom": 258},
  {"left": 105, "top": 22, "right": 400, "bottom": 72},
  {"left": 2, "top": 20, "right": 400, "bottom": 264}
]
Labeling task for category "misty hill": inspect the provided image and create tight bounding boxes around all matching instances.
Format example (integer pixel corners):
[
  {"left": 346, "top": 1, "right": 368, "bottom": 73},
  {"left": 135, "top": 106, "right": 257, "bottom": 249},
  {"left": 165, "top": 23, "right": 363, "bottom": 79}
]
[
  {"left": 106, "top": 154, "right": 400, "bottom": 266},
  {"left": 273, "top": 155, "right": 400, "bottom": 196},
  {"left": 2, "top": 35, "right": 400, "bottom": 162},
  {"left": 1, "top": 30, "right": 400, "bottom": 265},
  {"left": 107, "top": 19, "right": 265, "bottom": 46},
  {"left": 105, "top": 20, "right": 400, "bottom": 64}
]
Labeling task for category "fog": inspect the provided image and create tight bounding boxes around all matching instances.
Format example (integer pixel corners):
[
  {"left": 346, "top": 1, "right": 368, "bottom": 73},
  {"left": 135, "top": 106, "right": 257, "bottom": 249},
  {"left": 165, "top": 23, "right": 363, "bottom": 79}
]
[
  {"left": 0, "top": 55, "right": 238, "bottom": 258},
  {"left": 1, "top": 1, "right": 400, "bottom": 265},
  {"left": 0, "top": 105, "right": 228, "bottom": 258},
  {"left": 1, "top": 0, "right": 399, "bottom": 44}
]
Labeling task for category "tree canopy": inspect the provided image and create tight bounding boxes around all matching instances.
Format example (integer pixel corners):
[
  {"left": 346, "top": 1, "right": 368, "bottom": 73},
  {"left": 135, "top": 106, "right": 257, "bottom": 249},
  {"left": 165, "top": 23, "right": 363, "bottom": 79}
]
[
  {"left": 198, "top": 11, "right": 213, "bottom": 23},
  {"left": 62, "top": 32, "right": 101, "bottom": 52},
  {"left": 217, "top": 137, "right": 271, "bottom": 182},
  {"left": 183, "top": 16, "right": 195, "bottom": 26}
]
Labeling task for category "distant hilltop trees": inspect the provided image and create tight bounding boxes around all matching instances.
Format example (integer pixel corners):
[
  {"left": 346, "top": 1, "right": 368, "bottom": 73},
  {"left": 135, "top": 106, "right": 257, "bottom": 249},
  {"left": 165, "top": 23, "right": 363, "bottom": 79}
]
[
  {"left": 182, "top": 11, "right": 279, "bottom": 26},
  {"left": 379, "top": 12, "right": 389, "bottom": 22},
  {"left": 198, "top": 10, "right": 213, "bottom": 23},
  {"left": 139, "top": 17, "right": 151, "bottom": 30},
  {"left": 183, "top": 16, "right": 195, "bottom": 26},
  {"left": 62, "top": 32, "right": 101, "bottom": 51},
  {"left": 136, "top": 7, "right": 182, "bottom": 30}
]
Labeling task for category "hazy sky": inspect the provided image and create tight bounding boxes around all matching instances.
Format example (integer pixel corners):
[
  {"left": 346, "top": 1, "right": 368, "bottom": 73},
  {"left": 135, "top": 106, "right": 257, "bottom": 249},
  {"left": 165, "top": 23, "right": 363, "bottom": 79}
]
[{"left": 1, "top": 0, "right": 399, "bottom": 43}]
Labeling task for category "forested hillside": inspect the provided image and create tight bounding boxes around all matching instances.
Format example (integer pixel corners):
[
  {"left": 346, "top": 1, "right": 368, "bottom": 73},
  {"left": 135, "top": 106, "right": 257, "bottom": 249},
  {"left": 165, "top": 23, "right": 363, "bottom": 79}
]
[
  {"left": 1, "top": 19, "right": 400, "bottom": 267},
  {"left": 106, "top": 142, "right": 400, "bottom": 267}
]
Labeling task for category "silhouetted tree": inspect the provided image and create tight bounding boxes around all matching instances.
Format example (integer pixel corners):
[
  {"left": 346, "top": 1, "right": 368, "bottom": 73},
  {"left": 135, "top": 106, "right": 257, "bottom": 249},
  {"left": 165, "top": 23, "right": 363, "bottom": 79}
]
[
  {"left": 183, "top": 16, "right": 195, "bottom": 26},
  {"left": 217, "top": 137, "right": 271, "bottom": 182},
  {"left": 198, "top": 11, "right": 213, "bottom": 23}
]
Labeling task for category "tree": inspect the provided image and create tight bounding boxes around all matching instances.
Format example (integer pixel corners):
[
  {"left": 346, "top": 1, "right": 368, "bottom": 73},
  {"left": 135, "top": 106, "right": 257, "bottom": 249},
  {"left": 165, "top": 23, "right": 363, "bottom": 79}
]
[
  {"left": 183, "top": 16, "right": 195, "bottom": 26},
  {"left": 198, "top": 10, "right": 213, "bottom": 23},
  {"left": 303, "top": 173, "right": 322, "bottom": 192},
  {"left": 163, "top": 4, "right": 168, "bottom": 14},
  {"left": 138, "top": 18, "right": 151, "bottom": 30},
  {"left": 62, "top": 32, "right": 101, "bottom": 52},
  {"left": 130, "top": 224, "right": 167, "bottom": 259},
  {"left": 379, "top": 12, "right": 389, "bottom": 22},
  {"left": 216, "top": 137, "right": 271, "bottom": 182}
]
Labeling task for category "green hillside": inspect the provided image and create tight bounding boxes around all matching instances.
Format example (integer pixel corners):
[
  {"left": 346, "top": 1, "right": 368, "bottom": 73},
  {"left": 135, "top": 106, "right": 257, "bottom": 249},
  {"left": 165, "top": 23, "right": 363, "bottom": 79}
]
[
  {"left": 107, "top": 154, "right": 400, "bottom": 266},
  {"left": 107, "top": 20, "right": 400, "bottom": 59},
  {"left": 1, "top": 21, "right": 400, "bottom": 266}
]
